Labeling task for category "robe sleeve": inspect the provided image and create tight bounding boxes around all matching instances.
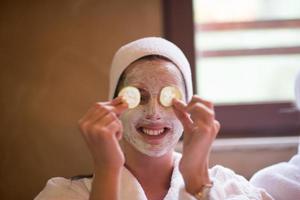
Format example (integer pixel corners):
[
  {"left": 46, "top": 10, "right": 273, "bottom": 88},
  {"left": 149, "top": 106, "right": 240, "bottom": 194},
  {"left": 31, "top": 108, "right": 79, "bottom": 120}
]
[
  {"left": 179, "top": 165, "right": 274, "bottom": 200},
  {"left": 34, "top": 177, "right": 90, "bottom": 200},
  {"left": 250, "top": 154, "right": 300, "bottom": 200}
]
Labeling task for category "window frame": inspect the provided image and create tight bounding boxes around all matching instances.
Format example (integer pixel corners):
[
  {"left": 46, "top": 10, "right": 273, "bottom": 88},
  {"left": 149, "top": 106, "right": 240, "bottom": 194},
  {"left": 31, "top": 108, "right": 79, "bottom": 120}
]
[{"left": 162, "top": 0, "right": 300, "bottom": 138}]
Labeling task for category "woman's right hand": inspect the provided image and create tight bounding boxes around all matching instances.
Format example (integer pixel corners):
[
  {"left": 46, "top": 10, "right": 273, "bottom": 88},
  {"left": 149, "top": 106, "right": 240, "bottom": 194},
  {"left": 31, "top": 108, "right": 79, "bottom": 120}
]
[{"left": 78, "top": 96, "right": 128, "bottom": 172}]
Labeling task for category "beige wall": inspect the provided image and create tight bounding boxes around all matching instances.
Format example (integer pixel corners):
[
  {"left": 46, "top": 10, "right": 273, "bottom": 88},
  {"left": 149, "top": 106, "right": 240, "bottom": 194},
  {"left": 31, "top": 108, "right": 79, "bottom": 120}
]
[{"left": 0, "top": 1, "right": 162, "bottom": 199}]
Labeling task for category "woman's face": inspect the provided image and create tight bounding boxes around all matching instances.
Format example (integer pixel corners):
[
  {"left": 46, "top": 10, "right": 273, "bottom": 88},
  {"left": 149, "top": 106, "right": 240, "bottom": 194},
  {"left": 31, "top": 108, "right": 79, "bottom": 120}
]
[{"left": 119, "top": 59, "right": 186, "bottom": 157}]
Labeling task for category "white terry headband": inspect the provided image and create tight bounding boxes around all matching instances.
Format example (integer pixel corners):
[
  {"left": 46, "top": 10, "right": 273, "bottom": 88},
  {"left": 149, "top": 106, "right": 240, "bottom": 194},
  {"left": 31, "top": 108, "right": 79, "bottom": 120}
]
[{"left": 108, "top": 37, "right": 193, "bottom": 102}]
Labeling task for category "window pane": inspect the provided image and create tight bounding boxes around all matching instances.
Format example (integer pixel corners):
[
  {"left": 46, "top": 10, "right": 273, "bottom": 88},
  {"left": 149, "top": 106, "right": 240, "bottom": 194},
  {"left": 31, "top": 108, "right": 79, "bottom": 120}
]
[
  {"left": 195, "top": 29, "right": 300, "bottom": 51},
  {"left": 194, "top": 0, "right": 300, "bottom": 23},
  {"left": 193, "top": 0, "right": 300, "bottom": 105},
  {"left": 196, "top": 55, "right": 300, "bottom": 104}
]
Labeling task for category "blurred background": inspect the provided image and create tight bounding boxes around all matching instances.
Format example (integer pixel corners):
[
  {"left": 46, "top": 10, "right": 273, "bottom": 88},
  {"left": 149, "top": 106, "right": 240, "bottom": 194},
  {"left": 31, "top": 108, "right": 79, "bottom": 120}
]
[{"left": 0, "top": 0, "right": 299, "bottom": 199}]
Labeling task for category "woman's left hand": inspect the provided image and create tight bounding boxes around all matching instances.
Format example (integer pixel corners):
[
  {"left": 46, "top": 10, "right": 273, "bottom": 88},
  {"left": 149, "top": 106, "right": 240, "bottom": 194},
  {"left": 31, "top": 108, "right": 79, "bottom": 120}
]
[{"left": 172, "top": 95, "right": 220, "bottom": 194}]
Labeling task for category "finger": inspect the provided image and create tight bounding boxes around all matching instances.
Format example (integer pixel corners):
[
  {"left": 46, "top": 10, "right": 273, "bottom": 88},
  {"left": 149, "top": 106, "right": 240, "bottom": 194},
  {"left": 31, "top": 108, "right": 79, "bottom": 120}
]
[
  {"left": 94, "top": 96, "right": 124, "bottom": 108},
  {"left": 186, "top": 103, "right": 215, "bottom": 124},
  {"left": 84, "top": 112, "right": 117, "bottom": 134},
  {"left": 79, "top": 102, "right": 110, "bottom": 125},
  {"left": 189, "top": 95, "right": 214, "bottom": 109},
  {"left": 99, "top": 97, "right": 128, "bottom": 113},
  {"left": 87, "top": 103, "right": 122, "bottom": 125},
  {"left": 115, "top": 121, "right": 123, "bottom": 140},
  {"left": 112, "top": 101, "right": 128, "bottom": 117},
  {"left": 190, "top": 120, "right": 216, "bottom": 137},
  {"left": 173, "top": 99, "right": 194, "bottom": 129},
  {"left": 214, "top": 120, "right": 221, "bottom": 133},
  {"left": 106, "top": 120, "right": 123, "bottom": 140},
  {"left": 82, "top": 103, "right": 127, "bottom": 128},
  {"left": 118, "top": 119, "right": 124, "bottom": 140},
  {"left": 173, "top": 107, "right": 193, "bottom": 131},
  {"left": 172, "top": 98, "right": 187, "bottom": 113},
  {"left": 110, "top": 96, "right": 125, "bottom": 106},
  {"left": 98, "top": 112, "right": 119, "bottom": 127}
]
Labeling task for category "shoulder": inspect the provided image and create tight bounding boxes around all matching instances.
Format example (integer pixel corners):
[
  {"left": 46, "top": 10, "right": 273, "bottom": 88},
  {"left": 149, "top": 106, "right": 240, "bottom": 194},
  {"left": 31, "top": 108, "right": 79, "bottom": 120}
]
[
  {"left": 34, "top": 177, "right": 91, "bottom": 200},
  {"left": 209, "top": 165, "right": 274, "bottom": 200},
  {"left": 250, "top": 155, "right": 300, "bottom": 200},
  {"left": 251, "top": 154, "right": 300, "bottom": 185}
]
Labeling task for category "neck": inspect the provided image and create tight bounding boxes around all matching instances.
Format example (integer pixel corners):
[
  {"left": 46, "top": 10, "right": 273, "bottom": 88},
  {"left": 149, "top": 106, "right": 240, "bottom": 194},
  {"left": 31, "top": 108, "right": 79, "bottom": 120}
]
[
  {"left": 121, "top": 140, "right": 174, "bottom": 198},
  {"left": 122, "top": 139, "right": 174, "bottom": 177}
]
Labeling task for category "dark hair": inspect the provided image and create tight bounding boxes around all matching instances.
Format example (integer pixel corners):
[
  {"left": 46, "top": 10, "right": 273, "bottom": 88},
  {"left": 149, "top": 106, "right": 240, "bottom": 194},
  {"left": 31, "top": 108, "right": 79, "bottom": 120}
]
[{"left": 70, "top": 174, "right": 93, "bottom": 181}]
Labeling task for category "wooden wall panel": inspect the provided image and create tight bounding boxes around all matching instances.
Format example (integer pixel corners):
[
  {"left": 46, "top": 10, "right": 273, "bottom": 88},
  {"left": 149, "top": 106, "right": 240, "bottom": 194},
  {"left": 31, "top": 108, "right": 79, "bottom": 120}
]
[{"left": 0, "top": 1, "right": 162, "bottom": 199}]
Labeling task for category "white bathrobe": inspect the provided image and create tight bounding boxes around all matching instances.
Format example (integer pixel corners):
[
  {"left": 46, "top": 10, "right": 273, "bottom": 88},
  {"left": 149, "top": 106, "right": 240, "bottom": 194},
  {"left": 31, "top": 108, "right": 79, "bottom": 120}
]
[
  {"left": 250, "top": 143, "right": 300, "bottom": 200},
  {"left": 35, "top": 153, "right": 273, "bottom": 200}
]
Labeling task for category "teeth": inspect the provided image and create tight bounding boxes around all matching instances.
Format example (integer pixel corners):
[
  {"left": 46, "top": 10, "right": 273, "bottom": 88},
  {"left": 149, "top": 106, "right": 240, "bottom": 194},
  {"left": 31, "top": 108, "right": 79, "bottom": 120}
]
[{"left": 142, "top": 128, "right": 164, "bottom": 136}]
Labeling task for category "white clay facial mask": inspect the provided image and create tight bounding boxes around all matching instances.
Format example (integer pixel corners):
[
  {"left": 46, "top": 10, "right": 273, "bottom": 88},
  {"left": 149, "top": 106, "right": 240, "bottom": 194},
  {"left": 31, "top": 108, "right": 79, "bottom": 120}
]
[{"left": 118, "top": 86, "right": 141, "bottom": 108}]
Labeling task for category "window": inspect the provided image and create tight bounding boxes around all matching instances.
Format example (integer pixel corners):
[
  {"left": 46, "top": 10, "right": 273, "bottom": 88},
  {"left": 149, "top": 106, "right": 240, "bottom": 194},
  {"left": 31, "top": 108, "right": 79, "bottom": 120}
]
[{"left": 163, "top": 0, "right": 300, "bottom": 137}]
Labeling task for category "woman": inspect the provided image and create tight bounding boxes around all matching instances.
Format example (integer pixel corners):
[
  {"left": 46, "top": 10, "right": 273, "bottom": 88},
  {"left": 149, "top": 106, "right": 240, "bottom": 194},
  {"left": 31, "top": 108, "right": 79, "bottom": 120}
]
[
  {"left": 35, "top": 37, "right": 273, "bottom": 200},
  {"left": 249, "top": 71, "right": 300, "bottom": 200}
]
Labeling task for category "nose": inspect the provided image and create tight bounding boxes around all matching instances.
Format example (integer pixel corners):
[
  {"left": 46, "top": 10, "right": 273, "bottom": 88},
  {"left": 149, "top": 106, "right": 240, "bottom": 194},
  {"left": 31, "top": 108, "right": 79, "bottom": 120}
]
[{"left": 145, "top": 98, "right": 162, "bottom": 120}]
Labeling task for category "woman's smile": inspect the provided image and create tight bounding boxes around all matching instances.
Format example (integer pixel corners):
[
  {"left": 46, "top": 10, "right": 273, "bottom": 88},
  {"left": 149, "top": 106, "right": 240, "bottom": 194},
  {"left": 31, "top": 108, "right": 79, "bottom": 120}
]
[{"left": 135, "top": 122, "right": 172, "bottom": 144}]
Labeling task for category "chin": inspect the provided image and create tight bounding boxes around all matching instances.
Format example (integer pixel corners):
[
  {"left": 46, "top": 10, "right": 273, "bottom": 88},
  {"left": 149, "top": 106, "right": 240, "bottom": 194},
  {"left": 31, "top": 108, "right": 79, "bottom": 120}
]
[{"left": 124, "top": 131, "right": 180, "bottom": 158}]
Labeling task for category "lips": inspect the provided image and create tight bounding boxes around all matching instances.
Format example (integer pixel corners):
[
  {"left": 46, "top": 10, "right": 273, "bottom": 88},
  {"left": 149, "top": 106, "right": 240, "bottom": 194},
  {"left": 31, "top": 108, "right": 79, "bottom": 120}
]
[{"left": 136, "top": 123, "right": 171, "bottom": 138}]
